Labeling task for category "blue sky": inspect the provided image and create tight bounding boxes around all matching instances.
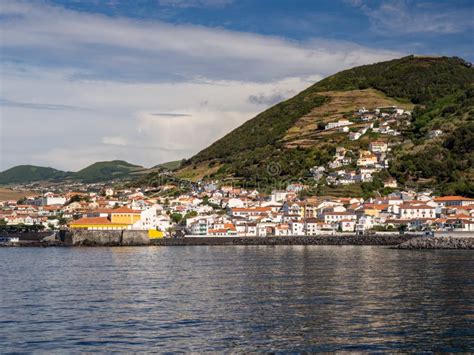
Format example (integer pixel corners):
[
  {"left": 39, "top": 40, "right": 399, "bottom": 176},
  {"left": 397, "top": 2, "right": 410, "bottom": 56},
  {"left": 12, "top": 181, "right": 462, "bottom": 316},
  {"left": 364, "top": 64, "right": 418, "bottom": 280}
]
[
  {"left": 46, "top": 0, "right": 474, "bottom": 60},
  {"left": 1, "top": 0, "right": 473, "bottom": 171}
]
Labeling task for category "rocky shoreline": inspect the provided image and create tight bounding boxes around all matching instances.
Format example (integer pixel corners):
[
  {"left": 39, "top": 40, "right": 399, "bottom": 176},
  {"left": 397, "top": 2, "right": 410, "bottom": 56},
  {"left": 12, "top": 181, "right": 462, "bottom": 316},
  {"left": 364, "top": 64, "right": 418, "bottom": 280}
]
[{"left": 397, "top": 236, "right": 474, "bottom": 249}]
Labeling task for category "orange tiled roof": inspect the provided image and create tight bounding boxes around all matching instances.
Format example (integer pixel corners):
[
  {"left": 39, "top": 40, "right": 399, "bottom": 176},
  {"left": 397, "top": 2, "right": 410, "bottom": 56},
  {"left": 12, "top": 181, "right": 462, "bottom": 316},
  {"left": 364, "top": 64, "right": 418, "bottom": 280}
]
[
  {"left": 70, "top": 217, "right": 111, "bottom": 225},
  {"left": 232, "top": 207, "right": 270, "bottom": 212},
  {"left": 435, "top": 196, "right": 474, "bottom": 202},
  {"left": 110, "top": 207, "right": 141, "bottom": 214},
  {"left": 90, "top": 208, "right": 114, "bottom": 214},
  {"left": 400, "top": 204, "right": 435, "bottom": 209},
  {"left": 224, "top": 223, "right": 236, "bottom": 231},
  {"left": 208, "top": 229, "right": 229, "bottom": 233}
]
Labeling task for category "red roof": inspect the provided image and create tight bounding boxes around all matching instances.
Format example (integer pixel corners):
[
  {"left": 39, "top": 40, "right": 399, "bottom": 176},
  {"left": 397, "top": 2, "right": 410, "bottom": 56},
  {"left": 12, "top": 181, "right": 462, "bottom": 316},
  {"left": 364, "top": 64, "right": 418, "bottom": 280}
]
[{"left": 110, "top": 207, "right": 141, "bottom": 214}]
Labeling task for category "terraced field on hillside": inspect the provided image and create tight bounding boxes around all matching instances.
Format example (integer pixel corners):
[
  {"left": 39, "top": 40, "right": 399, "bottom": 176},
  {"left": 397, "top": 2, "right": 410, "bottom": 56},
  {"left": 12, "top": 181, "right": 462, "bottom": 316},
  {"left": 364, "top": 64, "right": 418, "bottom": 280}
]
[{"left": 283, "top": 89, "right": 413, "bottom": 148}]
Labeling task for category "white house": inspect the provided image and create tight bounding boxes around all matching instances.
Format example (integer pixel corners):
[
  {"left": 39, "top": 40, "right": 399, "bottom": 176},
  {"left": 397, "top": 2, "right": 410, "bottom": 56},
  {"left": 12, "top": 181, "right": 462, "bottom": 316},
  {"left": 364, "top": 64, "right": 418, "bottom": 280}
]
[
  {"left": 340, "top": 219, "right": 356, "bottom": 232},
  {"left": 369, "top": 141, "right": 388, "bottom": 153},
  {"left": 325, "top": 120, "right": 351, "bottom": 130},
  {"left": 434, "top": 196, "right": 474, "bottom": 207},
  {"left": 42, "top": 193, "right": 66, "bottom": 206},
  {"left": 399, "top": 204, "right": 436, "bottom": 220},
  {"left": 324, "top": 212, "right": 357, "bottom": 224},
  {"left": 428, "top": 129, "right": 443, "bottom": 138},
  {"left": 290, "top": 221, "right": 305, "bottom": 236},
  {"left": 349, "top": 132, "right": 361, "bottom": 140}
]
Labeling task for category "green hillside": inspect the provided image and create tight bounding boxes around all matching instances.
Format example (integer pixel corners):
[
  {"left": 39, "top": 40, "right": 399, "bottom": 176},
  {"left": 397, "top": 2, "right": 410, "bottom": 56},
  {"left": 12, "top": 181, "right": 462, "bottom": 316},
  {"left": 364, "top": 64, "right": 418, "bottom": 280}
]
[
  {"left": 179, "top": 55, "right": 473, "bottom": 196},
  {"left": 154, "top": 160, "right": 182, "bottom": 171},
  {"left": 0, "top": 165, "right": 68, "bottom": 184},
  {"left": 0, "top": 160, "right": 150, "bottom": 185},
  {"left": 73, "top": 160, "right": 145, "bottom": 183}
]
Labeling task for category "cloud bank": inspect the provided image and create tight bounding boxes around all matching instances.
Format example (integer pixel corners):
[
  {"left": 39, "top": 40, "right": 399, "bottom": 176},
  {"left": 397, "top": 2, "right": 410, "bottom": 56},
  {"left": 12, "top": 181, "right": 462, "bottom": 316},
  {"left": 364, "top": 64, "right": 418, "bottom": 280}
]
[{"left": 0, "top": 0, "right": 402, "bottom": 171}]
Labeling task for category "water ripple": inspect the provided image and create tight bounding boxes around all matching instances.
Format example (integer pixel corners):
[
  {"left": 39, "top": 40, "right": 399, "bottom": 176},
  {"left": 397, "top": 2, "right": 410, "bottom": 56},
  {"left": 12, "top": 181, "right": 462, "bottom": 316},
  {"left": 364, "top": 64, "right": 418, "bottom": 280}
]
[{"left": 0, "top": 246, "right": 473, "bottom": 352}]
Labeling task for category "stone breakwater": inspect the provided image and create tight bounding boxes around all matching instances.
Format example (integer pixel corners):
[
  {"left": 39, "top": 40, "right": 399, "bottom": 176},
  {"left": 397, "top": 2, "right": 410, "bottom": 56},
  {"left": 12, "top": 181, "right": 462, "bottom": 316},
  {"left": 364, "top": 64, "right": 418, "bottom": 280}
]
[
  {"left": 153, "top": 234, "right": 416, "bottom": 246},
  {"left": 397, "top": 236, "right": 474, "bottom": 249}
]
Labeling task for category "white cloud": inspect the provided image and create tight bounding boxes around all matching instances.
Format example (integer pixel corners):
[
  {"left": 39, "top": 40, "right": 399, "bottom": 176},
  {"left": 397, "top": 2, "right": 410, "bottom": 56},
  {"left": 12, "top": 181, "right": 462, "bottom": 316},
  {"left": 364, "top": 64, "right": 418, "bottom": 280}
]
[
  {"left": 158, "top": 0, "right": 234, "bottom": 8},
  {"left": 0, "top": 1, "right": 400, "bottom": 83},
  {"left": 0, "top": 0, "right": 403, "bottom": 171},
  {"left": 102, "top": 136, "right": 128, "bottom": 146},
  {"left": 347, "top": 0, "right": 473, "bottom": 35}
]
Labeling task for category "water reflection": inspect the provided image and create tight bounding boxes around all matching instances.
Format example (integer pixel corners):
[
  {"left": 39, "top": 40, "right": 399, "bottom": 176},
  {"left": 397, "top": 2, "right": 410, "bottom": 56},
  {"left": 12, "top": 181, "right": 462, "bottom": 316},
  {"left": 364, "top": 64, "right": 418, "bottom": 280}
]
[{"left": 0, "top": 246, "right": 472, "bottom": 352}]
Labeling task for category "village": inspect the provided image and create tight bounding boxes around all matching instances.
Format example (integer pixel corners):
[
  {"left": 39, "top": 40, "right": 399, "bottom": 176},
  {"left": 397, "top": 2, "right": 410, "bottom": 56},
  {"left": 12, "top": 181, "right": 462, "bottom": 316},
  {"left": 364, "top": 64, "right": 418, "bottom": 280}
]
[
  {"left": 310, "top": 105, "right": 442, "bottom": 186},
  {"left": 0, "top": 105, "right": 470, "bottom": 239},
  {"left": 1, "top": 179, "right": 473, "bottom": 238},
  {"left": 0, "top": 104, "right": 469, "bottom": 239}
]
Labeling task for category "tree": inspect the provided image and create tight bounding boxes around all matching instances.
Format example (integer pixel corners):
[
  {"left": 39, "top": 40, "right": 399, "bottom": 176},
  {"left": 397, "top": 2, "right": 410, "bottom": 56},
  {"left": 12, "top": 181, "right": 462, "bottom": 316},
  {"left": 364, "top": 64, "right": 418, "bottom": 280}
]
[
  {"left": 182, "top": 211, "right": 198, "bottom": 223},
  {"left": 170, "top": 213, "right": 182, "bottom": 224},
  {"left": 58, "top": 216, "right": 68, "bottom": 226},
  {"left": 17, "top": 197, "right": 27, "bottom": 205}
]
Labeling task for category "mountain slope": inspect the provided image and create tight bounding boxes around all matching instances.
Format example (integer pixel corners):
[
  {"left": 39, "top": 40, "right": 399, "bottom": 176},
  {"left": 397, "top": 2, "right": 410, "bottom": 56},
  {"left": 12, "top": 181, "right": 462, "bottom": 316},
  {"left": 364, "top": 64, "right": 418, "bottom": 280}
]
[
  {"left": 0, "top": 165, "right": 68, "bottom": 184},
  {"left": 178, "top": 55, "right": 473, "bottom": 195},
  {"left": 153, "top": 160, "right": 182, "bottom": 171},
  {"left": 73, "top": 160, "right": 146, "bottom": 183},
  {"left": 0, "top": 160, "right": 151, "bottom": 185}
]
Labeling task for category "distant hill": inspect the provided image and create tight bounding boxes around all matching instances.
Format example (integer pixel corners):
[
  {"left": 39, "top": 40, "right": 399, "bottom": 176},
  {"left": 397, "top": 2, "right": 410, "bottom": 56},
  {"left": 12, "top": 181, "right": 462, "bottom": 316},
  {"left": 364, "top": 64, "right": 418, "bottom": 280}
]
[
  {"left": 0, "top": 165, "right": 68, "bottom": 185},
  {"left": 176, "top": 55, "right": 473, "bottom": 196},
  {"left": 73, "top": 160, "right": 146, "bottom": 183},
  {"left": 0, "top": 160, "right": 151, "bottom": 185}
]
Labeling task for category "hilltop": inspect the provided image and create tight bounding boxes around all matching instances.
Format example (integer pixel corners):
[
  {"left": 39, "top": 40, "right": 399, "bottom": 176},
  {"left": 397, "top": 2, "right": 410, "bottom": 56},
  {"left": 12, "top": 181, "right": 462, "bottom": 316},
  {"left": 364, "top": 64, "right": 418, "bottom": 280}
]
[
  {"left": 0, "top": 160, "right": 151, "bottom": 185},
  {"left": 73, "top": 160, "right": 147, "bottom": 183},
  {"left": 0, "top": 165, "right": 68, "bottom": 185},
  {"left": 176, "top": 55, "right": 473, "bottom": 196}
]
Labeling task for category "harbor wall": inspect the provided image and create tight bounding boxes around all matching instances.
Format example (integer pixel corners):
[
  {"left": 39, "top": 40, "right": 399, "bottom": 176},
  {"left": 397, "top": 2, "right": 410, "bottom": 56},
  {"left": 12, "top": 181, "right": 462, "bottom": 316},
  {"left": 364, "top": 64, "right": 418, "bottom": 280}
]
[
  {"left": 397, "top": 235, "right": 474, "bottom": 249},
  {"left": 64, "top": 230, "right": 150, "bottom": 246},
  {"left": 62, "top": 231, "right": 416, "bottom": 246},
  {"left": 152, "top": 234, "right": 416, "bottom": 246}
]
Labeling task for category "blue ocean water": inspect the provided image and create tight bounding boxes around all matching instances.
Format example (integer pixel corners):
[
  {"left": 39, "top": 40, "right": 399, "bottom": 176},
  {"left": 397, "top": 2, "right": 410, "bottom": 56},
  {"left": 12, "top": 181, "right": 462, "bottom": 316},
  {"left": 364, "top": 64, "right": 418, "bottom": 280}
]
[{"left": 0, "top": 246, "right": 473, "bottom": 352}]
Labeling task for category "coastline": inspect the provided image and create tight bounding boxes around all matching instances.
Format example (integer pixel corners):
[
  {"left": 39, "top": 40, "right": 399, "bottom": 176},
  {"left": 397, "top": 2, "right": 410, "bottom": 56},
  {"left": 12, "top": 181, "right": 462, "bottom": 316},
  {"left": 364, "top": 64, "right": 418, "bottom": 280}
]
[
  {"left": 0, "top": 232, "right": 423, "bottom": 247},
  {"left": 151, "top": 234, "right": 415, "bottom": 246},
  {"left": 2, "top": 231, "right": 473, "bottom": 249}
]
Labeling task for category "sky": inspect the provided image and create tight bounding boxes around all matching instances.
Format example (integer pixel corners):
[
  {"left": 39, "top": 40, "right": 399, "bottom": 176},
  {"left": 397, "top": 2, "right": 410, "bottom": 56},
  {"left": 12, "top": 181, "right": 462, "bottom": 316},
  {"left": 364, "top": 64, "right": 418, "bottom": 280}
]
[{"left": 0, "top": 0, "right": 473, "bottom": 171}]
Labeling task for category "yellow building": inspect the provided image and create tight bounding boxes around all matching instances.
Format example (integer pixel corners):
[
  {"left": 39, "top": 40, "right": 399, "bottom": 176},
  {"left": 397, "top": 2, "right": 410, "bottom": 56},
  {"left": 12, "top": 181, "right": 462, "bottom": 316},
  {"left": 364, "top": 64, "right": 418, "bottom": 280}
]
[
  {"left": 110, "top": 207, "right": 142, "bottom": 224},
  {"left": 148, "top": 229, "right": 164, "bottom": 239}
]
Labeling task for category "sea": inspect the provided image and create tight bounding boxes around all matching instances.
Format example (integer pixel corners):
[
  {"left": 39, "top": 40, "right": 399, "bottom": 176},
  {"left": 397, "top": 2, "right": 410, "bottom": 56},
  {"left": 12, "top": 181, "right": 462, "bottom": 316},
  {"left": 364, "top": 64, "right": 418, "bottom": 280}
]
[{"left": 0, "top": 246, "right": 472, "bottom": 352}]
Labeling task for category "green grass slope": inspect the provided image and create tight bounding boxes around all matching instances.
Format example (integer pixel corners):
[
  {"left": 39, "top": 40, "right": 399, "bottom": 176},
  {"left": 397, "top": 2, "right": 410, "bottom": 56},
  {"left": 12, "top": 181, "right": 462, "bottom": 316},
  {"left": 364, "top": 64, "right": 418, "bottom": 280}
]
[
  {"left": 73, "top": 160, "right": 144, "bottom": 183},
  {"left": 0, "top": 165, "right": 68, "bottom": 185},
  {"left": 180, "top": 55, "right": 473, "bottom": 195},
  {"left": 154, "top": 160, "right": 182, "bottom": 171}
]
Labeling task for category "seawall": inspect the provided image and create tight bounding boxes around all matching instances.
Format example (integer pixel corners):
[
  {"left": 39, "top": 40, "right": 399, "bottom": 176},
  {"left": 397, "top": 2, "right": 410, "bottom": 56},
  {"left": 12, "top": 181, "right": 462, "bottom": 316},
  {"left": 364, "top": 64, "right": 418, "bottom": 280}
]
[
  {"left": 63, "top": 230, "right": 150, "bottom": 246},
  {"left": 6, "top": 231, "right": 472, "bottom": 248},
  {"left": 152, "top": 234, "right": 416, "bottom": 246},
  {"left": 60, "top": 231, "right": 416, "bottom": 247},
  {"left": 397, "top": 235, "right": 474, "bottom": 249}
]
